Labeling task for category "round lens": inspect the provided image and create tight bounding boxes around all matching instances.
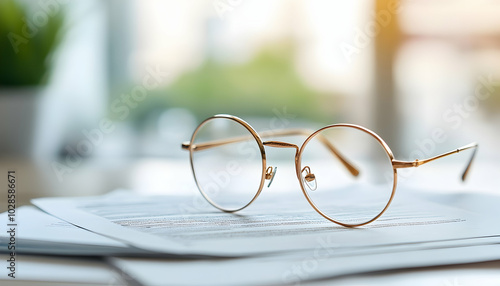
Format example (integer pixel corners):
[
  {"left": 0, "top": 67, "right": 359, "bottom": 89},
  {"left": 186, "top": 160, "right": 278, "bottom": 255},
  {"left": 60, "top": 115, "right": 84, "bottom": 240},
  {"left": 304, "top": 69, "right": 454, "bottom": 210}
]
[
  {"left": 190, "top": 116, "right": 265, "bottom": 211},
  {"left": 298, "top": 125, "right": 395, "bottom": 226}
]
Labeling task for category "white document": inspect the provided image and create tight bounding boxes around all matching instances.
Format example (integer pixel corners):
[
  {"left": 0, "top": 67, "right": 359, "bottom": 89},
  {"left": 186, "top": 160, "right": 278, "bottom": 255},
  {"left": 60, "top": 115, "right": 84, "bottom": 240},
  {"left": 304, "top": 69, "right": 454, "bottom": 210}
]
[
  {"left": 32, "top": 188, "right": 500, "bottom": 257},
  {"left": 0, "top": 254, "right": 122, "bottom": 284},
  {"left": 109, "top": 243, "right": 500, "bottom": 286},
  {"left": 0, "top": 206, "right": 136, "bottom": 256}
]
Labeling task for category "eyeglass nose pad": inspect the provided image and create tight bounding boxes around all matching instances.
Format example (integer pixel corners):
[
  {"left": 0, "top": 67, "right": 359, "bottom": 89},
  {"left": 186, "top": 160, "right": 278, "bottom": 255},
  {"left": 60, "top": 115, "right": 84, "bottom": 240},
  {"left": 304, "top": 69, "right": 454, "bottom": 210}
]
[
  {"left": 301, "top": 166, "right": 317, "bottom": 191},
  {"left": 265, "top": 166, "right": 277, "bottom": 188}
]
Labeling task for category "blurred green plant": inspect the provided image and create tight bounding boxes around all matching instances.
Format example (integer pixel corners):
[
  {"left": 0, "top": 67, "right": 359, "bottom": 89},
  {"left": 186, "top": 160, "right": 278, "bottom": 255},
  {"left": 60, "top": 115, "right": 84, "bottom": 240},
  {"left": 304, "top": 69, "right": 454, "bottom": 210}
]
[
  {"left": 0, "top": 0, "right": 65, "bottom": 87},
  {"left": 128, "top": 43, "right": 337, "bottom": 125}
]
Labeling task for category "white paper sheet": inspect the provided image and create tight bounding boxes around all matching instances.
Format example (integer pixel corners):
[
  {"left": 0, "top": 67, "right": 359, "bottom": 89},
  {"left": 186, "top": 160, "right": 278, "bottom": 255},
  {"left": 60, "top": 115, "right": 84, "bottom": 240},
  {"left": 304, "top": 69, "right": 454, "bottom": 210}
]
[
  {"left": 0, "top": 206, "right": 136, "bottom": 256},
  {"left": 32, "top": 188, "right": 500, "bottom": 257},
  {"left": 109, "top": 243, "right": 500, "bottom": 286},
  {"left": 125, "top": 191, "right": 496, "bottom": 286},
  {"left": 0, "top": 254, "right": 121, "bottom": 284}
]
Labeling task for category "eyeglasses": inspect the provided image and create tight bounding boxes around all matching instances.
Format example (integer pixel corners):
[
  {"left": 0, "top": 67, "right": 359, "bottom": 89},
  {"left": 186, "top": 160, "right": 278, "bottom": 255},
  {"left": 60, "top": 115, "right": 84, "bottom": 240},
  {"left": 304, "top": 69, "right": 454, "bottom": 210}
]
[{"left": 182, "top": 114, "right": 478, "bottom": 227}]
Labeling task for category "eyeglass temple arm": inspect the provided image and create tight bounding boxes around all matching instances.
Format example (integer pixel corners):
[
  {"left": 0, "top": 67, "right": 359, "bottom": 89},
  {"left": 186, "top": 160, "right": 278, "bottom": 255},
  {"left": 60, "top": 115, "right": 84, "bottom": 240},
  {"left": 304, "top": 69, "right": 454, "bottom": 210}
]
[
  {"left": 392, "top": 142, "right": 478, "bottom": 181},
  {"left": 181, "top": 128, "right": 360, "bottom": 177},
  {"left": 182, "top": 135, "right": 249, "bottom": 152}
]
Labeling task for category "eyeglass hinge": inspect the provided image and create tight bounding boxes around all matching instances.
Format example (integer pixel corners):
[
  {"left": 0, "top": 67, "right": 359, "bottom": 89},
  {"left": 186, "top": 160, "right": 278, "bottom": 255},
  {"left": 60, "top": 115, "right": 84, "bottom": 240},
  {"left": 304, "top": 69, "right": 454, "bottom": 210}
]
[
  {"left": 392, "top": 159, "right": 421, "bottom": 168},
  {"left": 181, "top": 142, "right": 190, "bottom": 150}
]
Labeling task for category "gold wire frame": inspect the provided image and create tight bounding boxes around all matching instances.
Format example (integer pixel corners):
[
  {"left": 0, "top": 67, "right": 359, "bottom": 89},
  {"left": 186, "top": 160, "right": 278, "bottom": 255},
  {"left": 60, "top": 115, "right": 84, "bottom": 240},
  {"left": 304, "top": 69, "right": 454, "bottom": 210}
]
[
  {"left": 296, "top": 124, "right": 397, "bottom": 227},
  {"left": 183, "top": 114, "right": 478, "bottom": 227},
  {"left": 187, "top": 115, "right": 268, "bottom": 212}
]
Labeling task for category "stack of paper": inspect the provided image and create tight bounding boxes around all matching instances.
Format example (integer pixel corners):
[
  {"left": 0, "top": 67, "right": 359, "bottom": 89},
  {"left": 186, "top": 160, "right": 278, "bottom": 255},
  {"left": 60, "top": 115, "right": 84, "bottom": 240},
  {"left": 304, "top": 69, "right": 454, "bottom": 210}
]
[{"left": 1, "top": 188, "right": 500, "bottom": 285}]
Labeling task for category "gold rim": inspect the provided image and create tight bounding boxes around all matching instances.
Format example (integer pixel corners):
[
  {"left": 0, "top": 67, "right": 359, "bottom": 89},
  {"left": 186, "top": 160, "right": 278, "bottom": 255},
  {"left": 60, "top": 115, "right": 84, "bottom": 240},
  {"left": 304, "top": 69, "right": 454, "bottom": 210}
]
[
  {"left": 188, "top": 114, "right": 267, "bottom": 212},
  {"left": 183, "top": 114, "right": 477, "bottom": 227},
  {"left": 295, "top": 124, "right": 397, "bottom": 228}
]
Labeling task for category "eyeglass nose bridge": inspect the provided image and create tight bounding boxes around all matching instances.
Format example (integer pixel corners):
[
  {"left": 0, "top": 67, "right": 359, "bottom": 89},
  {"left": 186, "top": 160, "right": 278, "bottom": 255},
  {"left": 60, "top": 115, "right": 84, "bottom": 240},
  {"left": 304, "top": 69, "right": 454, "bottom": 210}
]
[
  {"left": 262, "top": 141, "right": 299, "bottom": 188},
  {"left": 262, "top": 140, "right": 299, "bottom": 152}
]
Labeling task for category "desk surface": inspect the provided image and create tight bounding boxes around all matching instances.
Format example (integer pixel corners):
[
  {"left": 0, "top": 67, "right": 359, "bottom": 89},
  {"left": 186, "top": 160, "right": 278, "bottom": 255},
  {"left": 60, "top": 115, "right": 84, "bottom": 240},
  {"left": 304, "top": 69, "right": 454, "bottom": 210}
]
[{"left": 0, "top": 158, "right": 498, "bottom": 285}]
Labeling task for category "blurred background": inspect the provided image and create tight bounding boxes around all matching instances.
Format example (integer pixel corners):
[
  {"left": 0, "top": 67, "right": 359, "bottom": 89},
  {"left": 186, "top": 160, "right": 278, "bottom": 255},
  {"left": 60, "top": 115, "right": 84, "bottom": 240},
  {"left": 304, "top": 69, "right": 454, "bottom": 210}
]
[{"left": 1, "top": 0, "right": 499, "bottom": 208}]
